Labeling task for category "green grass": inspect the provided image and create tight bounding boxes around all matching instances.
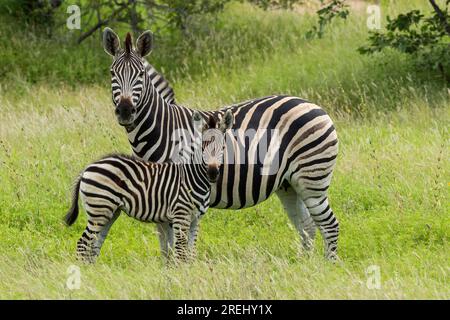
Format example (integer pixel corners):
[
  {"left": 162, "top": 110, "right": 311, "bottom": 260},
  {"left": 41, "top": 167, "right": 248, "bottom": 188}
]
[{"left": 0, "top": 0, "right": 449, "bottom": 299}]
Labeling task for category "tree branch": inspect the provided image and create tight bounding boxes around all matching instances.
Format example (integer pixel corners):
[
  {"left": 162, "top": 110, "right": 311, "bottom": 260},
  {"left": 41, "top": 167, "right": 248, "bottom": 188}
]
[
  {"left": 77, "top": 1, "right": 129, "bottom": 44},
  {"left": 429, "top": 0, "right": 450, "bottom": 36}
]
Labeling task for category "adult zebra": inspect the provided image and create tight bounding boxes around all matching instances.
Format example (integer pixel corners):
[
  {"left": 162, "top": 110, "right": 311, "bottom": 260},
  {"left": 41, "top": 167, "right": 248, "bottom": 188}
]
[{"left": 102, "top": 28, "right": 340, "bottom": 260}]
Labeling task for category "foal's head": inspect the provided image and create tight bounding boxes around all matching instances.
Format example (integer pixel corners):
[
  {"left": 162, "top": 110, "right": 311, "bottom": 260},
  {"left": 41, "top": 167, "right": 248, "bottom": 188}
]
[{"left": 192, "top": 110, "right": 234, "bottom": 183}]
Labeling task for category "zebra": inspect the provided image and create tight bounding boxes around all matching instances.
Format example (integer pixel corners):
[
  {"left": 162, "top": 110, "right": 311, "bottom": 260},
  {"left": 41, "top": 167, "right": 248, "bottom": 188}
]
[
  {"left": 102, "top": 28, "right": 340, "bottom": 260},
  {"left": 64, "top": 110, "right": 234, "bottom": 263}
]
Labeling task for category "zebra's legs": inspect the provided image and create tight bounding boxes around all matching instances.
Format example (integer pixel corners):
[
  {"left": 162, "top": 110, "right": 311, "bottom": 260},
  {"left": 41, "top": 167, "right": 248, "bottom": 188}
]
[
  {"left": 188, "top": 215, "right": 200, "bottom": 255},
  {"left": 300, "top": 193, "right": 339, "bottom": 260},
  {"left": 77, "top": 208, "right": 119, "bottom": 263},
  {"left": 156, "top": 222, "right": 173, "bottom": 258},
  {"left": 276, "top": 188, "right": 316, "bottom": 251},
  {"left": 171, "top": 216, "right": 191, "bottom": 262},
  {"left": 92, "top": 210, "right": 121, "bottom": 255},
  {"left": 158, "top": 217, "right": 198, "bottom": 260}
]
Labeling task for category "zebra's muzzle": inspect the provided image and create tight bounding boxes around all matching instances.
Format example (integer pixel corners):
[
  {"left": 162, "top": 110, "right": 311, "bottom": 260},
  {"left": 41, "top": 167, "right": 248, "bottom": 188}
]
[
  {"left": 115, "top": 99, "right": 136, "bottom": 126},
  {"left": 207, "top": 165, "right": 220, "bottom": 183}
]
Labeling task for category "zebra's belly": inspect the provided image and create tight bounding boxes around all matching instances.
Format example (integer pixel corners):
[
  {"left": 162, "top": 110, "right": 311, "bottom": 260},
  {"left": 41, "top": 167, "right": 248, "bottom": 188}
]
[
  {"left": 123, "top": 203, "right": 173, "bottom": 223},
  {"left": 209, "top": 164, "right": 283, "bottom": 209}
]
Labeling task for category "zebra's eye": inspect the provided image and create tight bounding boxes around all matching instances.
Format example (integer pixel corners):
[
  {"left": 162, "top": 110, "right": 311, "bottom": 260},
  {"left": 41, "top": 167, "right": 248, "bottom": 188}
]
[
  {"left": 139, "top": 69, "right": 145, "bottom": 77},
  {"left": 110, "top": 70, "right": 115, "bottom": 76}
]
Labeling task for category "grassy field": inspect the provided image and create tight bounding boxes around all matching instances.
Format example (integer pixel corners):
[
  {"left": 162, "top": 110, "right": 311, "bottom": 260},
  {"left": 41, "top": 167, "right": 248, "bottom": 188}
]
[{"left": 0, "top": 1, "right": 449, "bottom": 299}]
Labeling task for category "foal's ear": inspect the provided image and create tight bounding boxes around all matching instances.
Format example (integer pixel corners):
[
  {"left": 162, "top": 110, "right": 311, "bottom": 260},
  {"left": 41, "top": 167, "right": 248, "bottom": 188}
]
[
  {"left": 103, "top": 27, "right": 120, "bottom": 57},
  {"left": 192, "top": 111, "right": 205, "bottom": 134},
  {"left": 136, "top": 30, "right": 153, "bottom": 57},
  {"left": 219, "top": 110, "right": 234, "bottom": 132}
]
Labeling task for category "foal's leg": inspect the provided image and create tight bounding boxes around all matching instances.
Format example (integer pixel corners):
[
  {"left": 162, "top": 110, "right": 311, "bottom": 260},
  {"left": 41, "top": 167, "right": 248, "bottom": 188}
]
[
  {"left": 92, "top": 210, "right": 121, "bottom": 256},
  {"left": 171, "top": 214, "right": 191, "bottom": 262},
  {"left": 77, "top": 206, "right": 119, "bottom": 263}
]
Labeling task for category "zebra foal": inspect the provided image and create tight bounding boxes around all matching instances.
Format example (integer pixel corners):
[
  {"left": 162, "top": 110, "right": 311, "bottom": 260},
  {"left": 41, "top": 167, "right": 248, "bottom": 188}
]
[{"left": 64, "top": 111, "right": 234, "bottom": 263}]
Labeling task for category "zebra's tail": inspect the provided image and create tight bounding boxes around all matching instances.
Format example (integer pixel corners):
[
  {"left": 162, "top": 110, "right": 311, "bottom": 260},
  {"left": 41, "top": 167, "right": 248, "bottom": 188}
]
[{"left": 64, "top": 175, "right": 82, "bottom": 226}]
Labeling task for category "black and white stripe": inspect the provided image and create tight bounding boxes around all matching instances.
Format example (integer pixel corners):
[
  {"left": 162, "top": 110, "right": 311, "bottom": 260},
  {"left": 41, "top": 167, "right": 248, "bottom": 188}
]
[
  {"left": 145, "top": 61, "right": 175, "bottom": 105},
  {"left": 110, "top": 55, "right": 175, "bottom": 107},
  {"left": 102, "top": 29, "right": 340, "bottom": 260},
  {"left": 65, "top": 111, "right": 234, "bottom": 262}
]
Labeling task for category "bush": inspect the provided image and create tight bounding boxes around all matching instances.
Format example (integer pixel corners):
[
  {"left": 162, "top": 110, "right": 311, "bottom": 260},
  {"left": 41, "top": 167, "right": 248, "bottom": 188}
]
[{"left": 359, "top": 1, "right": 450, "bottom": 80}]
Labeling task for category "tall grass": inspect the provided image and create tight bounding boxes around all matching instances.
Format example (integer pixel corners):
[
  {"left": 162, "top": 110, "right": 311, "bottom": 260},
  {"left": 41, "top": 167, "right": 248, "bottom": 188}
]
[{"left": 0, "top": 85, "right": 448, "bottom": 299}]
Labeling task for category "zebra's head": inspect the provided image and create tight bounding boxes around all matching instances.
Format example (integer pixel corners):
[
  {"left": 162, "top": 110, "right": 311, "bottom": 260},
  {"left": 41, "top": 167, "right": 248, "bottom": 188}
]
[
  {"left": 102, "top": 28, "right": 153, "bottom": 126},
  {"left": 192, "top": 110, "right": 234, "bottom": 183}
]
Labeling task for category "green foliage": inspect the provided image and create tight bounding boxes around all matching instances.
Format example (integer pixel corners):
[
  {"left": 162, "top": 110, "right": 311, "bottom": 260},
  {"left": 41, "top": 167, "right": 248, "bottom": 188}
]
[
  {"left": 164, "top": 0, "right": 230, "bottom": 30},
  {"left": 2, "top": 0, "right": 232, "bottom": 43},
  {"left": 0, "top": 2, "right": 447, "bottom": 114},
  {"left": 246, "top": 0, "right": 303, "bottom": 10},
  {"left": 0, "top": 0, "right": 63, "bottom": 36},
  {"left": 0, "top": 18, "right": 108, "bottom": 86},
  {"left": 359, "top": 2, "right": 450, "bottom": 79},
  {"left": 306, "top": 0, "right": 349, "bottom": 39},
  {"left": 359, "top": 9, "right": 447, "bottom": 54}
]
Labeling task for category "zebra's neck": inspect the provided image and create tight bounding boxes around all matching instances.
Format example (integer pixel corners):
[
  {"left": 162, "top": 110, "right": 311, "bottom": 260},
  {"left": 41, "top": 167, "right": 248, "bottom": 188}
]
[
  {"left": 126, "top": 72, "right": 197, "bottom": 163},
  {"left": 183, "top": 134, "right": 209, "bottom": 185},
  {"left": 182, "top": 162, "right": 210, "bottom": 191},
  {"left": 143, "top": 60, "right": 176, "bottom": 105},
  {"left": 175, "top": 146, "right": 211, "bottom": 212}
]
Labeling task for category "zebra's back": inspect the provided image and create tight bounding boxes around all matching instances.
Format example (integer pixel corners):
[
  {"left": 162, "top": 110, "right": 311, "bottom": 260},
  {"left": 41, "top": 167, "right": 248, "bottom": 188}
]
[
  {"left": 209, "top": 95, "right": 338, "bottom": 209},
  {"left": 79, "top": 154, "right": 183, "bottom": 223}
]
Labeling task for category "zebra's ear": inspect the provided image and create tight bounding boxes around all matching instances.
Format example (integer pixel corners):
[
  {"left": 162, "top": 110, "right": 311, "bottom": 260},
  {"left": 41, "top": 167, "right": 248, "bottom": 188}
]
[
  {"left": 192, "top": 111, "right": 205, "bottom": 134},
  {"left": 103, "top": 27, "right": 120, "bottom": 57},
  {"left": 220, "top": 110, "right": 234, "bottom": 132},
  {"left": 136, "top": 30, "right": 153, "bottom": 57}
]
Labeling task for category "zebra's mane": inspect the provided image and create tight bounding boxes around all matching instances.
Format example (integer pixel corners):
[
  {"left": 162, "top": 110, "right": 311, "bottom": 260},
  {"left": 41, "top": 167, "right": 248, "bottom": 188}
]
[
  {"left": 96, "top": 153, "right": 177, "bottom": 165},
  {"left": 143, "top": 60, "right": 176, "bottom": 105},
  {"left": 98, "top": 153, "right": 138, "bottom": 162}
]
